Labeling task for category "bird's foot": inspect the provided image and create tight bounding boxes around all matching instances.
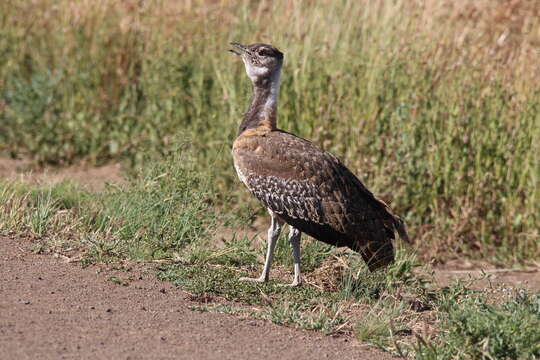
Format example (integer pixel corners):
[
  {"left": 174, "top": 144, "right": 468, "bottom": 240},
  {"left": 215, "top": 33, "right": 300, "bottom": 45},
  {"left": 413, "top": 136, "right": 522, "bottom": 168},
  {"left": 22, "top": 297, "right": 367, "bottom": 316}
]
[
  {"left": 239, "top": 276, "right": 267, "bottom": 283},
  {"left": 279, "top": 279, "right": 302, "bottom": 287}
]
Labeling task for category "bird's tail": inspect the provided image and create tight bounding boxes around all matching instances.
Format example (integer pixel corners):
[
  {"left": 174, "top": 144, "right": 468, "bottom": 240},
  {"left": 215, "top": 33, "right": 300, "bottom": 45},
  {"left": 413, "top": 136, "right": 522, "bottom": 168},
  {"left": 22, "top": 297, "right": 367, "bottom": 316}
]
[
  {"left": 393, "top": 214, "right": 411, "bottom": 243},
  {"left": 375, "top": 196, "right": 411, "bottom": 244}
]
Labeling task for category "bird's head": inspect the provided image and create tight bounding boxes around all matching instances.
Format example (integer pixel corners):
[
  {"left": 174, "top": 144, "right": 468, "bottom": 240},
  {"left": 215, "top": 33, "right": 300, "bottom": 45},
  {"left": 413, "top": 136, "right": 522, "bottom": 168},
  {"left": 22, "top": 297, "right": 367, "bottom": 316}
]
[{"left": 230, "top": 42, "right": 284, "bottom": 86}]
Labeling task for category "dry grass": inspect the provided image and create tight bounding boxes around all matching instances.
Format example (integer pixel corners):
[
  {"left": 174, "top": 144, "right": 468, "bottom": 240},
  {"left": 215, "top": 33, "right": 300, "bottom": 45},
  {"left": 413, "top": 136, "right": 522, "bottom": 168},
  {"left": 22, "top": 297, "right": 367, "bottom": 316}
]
[{"left": 1, "top": 0, "right": 539, "bottom": 261}]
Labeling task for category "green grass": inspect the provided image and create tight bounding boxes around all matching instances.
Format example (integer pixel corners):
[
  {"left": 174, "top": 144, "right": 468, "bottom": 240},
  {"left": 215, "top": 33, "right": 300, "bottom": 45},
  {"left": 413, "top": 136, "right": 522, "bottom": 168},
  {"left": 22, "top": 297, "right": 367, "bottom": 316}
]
[
  {"left": 415, "top": 289, "right": 540, "bottom": 360},
  {"left": 0, "top": 0, "right": 539, "bottom": 263},
  {"left": 155, "top": 242, "right": 540, "bottom": 359},
  {"left": 156, "top": 263, "right": 328, "bottom": 306},
  {"left": 86, "top": 151, "right": 216, "bottom": 259},
  {"left": 0, "top": 149, "right": 217, "bottom": 261}
]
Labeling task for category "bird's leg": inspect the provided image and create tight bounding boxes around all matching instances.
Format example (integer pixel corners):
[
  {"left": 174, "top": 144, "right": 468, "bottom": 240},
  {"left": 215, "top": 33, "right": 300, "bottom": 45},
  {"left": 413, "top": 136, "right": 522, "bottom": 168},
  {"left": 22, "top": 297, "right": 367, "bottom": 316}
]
[
  {"left": 287, "top": 226, "right": 302, "bottom": 287},
  {"left": 239, "top": 211, "right": 281, "bottom": 283}
]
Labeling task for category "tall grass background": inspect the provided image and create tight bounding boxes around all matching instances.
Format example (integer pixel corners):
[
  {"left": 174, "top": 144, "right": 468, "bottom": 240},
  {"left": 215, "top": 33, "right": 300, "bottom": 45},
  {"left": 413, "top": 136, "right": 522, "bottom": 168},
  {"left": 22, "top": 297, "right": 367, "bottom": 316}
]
[{"left": 1, "top": 0, "right": 539, "bottom": 263}]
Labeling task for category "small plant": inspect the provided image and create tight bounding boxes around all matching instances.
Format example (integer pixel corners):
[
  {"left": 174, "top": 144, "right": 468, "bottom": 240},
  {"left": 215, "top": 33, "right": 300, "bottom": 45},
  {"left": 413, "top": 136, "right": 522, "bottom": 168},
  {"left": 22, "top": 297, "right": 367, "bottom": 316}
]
[
  {"left": 415, "top": 289, "right": 540, "bottom": 360},
  {"left": 83, "top": 149, "right": 217, "bottom": 260},
  {"left": 107, "top": 276, "right": 129, "bottom": 287},
  {"left": 26, "top": 190, "right": 57, "bottom": 237}
]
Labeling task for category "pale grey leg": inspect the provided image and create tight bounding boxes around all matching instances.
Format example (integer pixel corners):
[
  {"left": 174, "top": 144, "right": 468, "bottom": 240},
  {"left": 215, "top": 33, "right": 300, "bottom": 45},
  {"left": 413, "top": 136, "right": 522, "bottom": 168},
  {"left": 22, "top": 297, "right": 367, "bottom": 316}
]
[
  {"left": 288, "top": 226, "right": 302, "bottom": 286},
  {"left": 240, "top": 210, "right": 282, "bottom": 283}
]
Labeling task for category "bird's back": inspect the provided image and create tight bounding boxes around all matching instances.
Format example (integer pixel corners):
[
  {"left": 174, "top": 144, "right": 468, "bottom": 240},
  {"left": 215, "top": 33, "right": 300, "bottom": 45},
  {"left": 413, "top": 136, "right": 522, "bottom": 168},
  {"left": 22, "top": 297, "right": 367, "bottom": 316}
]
[{"left": 233, "top": 127, "right": 409, "bottom": 271}]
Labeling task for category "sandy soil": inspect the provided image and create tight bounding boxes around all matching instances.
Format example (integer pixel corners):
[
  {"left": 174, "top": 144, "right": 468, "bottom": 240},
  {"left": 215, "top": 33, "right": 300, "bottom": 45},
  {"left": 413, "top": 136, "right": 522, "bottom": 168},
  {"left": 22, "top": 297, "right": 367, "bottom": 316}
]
[
  {"left": 0, "top": 157, "right": 125, "bottom": 191},
  {"left": 0, "top": 236, "right": 396, "bottom": 360},
  {"left": 433, "top": 266, "right": 540, "bottom": 290}
]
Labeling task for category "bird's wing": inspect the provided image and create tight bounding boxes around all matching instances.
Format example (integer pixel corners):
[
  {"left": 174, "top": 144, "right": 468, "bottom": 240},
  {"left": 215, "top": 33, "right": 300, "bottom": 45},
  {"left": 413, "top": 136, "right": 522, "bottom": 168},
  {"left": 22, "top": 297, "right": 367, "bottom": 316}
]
[{"left": 233, "top": 130, "right": 408, "bottom": 260}]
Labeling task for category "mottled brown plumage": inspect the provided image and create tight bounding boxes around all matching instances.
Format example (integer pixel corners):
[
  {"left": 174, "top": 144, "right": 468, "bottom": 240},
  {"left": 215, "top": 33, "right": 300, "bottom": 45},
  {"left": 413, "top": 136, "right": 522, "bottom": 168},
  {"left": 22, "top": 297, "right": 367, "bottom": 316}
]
[
  {"left": 233, "top": 127, "right": 409, "bottom": 270},
  {"left": 230, "top": 42, "right": 409, "bottom": 285}
]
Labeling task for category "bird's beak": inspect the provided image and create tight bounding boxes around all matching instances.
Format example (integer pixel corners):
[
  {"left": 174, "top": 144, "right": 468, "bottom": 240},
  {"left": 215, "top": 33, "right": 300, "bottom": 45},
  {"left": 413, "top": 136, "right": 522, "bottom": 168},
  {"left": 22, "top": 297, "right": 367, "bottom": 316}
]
[{"left": 229, "top": 42, "right": 248, "bottom": 56}]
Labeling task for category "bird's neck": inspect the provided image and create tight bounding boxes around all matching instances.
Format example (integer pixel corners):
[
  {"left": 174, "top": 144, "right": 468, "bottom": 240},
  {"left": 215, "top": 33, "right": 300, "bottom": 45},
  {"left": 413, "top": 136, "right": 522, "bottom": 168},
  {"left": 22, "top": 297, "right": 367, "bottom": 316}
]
[{"left": 238, "top": 72, "right": 281, "bottom": 136}]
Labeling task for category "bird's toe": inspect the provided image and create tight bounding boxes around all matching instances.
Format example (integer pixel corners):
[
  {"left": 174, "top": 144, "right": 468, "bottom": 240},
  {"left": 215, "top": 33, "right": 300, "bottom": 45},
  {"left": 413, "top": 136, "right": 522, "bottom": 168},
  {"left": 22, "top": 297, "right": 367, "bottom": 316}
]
[
  {"left": 239, "top": 276, "right": 267, "bottom": 283},
  {"left": 278, "top": 280, "right": 302, "bottom": 287}
]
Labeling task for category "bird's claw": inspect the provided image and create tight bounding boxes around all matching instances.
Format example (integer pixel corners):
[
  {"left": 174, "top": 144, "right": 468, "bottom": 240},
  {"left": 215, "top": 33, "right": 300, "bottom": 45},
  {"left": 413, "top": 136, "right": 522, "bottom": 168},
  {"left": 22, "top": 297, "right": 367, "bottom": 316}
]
[
  {"left": 239, "top": 276, "right": 267, "bottom": 283},
  {"left": 239, "top": 276, "right": 302, "bottom": 287}
]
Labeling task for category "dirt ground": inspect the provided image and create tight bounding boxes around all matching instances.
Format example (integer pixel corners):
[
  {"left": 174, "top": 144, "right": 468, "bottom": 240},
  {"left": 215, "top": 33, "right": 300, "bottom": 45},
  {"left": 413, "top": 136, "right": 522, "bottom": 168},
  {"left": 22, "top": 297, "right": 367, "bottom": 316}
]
[
  {"left": 0, "top": 235, "right": 396, "bottom": 360},
  {"left": 0, "top": 157, "right": 125, "bottom": 191},
  {"left": 433, "top": 263, "right": 540, "bottom": 291}
]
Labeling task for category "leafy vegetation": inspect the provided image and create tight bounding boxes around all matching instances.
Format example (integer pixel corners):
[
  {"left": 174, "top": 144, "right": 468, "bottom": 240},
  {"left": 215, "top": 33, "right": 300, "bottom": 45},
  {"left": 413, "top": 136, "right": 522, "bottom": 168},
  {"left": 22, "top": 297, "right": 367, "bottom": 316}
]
[
  {"left": 415, "top": 289, "right": 540, "bottom": 359},
  {"left": 0, "top": 150, "right": 216, "bottom": 261}
]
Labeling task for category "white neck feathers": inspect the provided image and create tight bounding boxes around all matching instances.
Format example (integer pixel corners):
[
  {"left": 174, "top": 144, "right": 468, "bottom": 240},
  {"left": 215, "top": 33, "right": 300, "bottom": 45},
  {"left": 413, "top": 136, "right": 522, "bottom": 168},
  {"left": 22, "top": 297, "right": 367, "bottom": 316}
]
[{"left": 261, "top": 71, "right": 281, "bottom": 119}]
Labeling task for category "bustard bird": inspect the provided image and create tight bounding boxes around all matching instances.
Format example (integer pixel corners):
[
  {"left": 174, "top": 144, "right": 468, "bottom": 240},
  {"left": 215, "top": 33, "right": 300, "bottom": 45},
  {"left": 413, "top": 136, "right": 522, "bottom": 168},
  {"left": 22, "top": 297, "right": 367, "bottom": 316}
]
[{"left": 230, "top": 42, "right": 410, "bottom": 286}]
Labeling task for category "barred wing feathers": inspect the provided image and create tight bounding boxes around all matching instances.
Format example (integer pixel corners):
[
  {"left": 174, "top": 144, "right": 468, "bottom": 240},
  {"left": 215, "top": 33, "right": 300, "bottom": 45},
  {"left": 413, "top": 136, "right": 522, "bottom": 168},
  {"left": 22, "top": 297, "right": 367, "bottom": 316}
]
[{"left": 232, "top": 130, "right": 409, "bottom": 271}]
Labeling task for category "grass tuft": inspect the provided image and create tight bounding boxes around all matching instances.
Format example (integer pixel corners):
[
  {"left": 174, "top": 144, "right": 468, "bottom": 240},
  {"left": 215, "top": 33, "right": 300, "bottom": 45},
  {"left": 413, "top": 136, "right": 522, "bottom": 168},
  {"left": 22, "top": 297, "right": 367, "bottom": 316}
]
[
  {"left": 415, "top": 289, "right": 540, "bottom": 359},
  {"left": 85, "top": 150, "right": 216, "bottom": 260},
  {"left": 0, "top": 149, "right": 217, "bottom": 262}
]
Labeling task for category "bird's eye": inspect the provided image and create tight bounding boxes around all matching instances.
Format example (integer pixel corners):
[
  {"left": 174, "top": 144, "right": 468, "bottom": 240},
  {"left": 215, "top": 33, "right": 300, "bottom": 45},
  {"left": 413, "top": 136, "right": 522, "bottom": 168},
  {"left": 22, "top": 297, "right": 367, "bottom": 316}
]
[{"left": 258, "top": 49, "right": 268, "bottom": 57}]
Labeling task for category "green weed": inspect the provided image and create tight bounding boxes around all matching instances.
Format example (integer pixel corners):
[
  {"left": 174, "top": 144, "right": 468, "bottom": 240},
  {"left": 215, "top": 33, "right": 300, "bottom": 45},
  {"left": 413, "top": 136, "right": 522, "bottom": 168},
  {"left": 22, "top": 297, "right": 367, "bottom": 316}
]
[
  {"left": 0, "top": 150, "right": 217, "bottom": 261},
  {"left": 26, "top": 190, "right": 57, "bottom": 236},
  {"left": 85, "top": 151, "right": 216, "bottom": 260},
  {"left": 415, "top": 289, "right": 540, "bottom": 360},
  {"left": 107, "top": 276, "right": 129, "bottom": 287},
  {"left": 190, "top": 304, "right": 253, "bottom": 317}
]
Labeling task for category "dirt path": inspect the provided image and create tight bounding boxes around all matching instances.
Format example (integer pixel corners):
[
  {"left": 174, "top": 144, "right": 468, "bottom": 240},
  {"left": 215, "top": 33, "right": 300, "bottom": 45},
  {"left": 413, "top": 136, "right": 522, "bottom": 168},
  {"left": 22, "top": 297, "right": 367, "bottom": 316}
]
[
  {"left": 0, "top": 236, "right": 395, "bottom": 360},
  {"left": 0, "top": 157, "right": 125, "bottom": 191},
  {"left": 433, "top": 267, "right": 540, "bottom": 290}
]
